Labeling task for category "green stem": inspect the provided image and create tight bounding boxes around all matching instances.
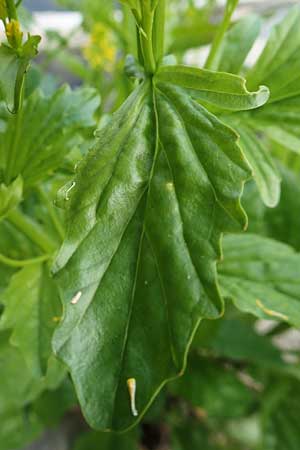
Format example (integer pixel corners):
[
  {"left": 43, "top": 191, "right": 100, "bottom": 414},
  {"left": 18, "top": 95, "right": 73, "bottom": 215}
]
[
  {"left": 6, "top": 0, "right": 17, "bottom": 20},
  {"left": 0, "top": 253, "right": 51, "bottom": 268},
  {"left": 139, "top": 2, "right": 156, "bottom": 74},
  {"left": 204, "top": 0, "right": 239, "bottom": 70},
  {"left": 153, "top": 0, "right": 166, "bottom": 64},
  {"left": 37, "top": 187, "right": 65, "bottom": 241},
  {"left": 7, "top": 209, "right": 57, "bottom": 254},
  {"left": 5, "top": 92, "right": 23, "bottom": 183}
]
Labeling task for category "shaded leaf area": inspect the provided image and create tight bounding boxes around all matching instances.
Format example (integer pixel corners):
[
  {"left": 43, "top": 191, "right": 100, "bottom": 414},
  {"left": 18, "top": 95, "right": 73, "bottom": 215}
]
[
  {"left": 0, "top": 86, "right": 100, "bottom": 186},
  {"left": 171, "top": 417, "right": 239, "bottom": 450},
  {"left": 73, "top": 429, "right": 139, "bottom": 450},
  {"left": 195, "top": 317, "right": 284, "bottom": 370},
  {"left": 219, "top": 234, "right": 300, "bottom": 327},
  {"left": 0, "top": 34, "right": 41, "bottom": 113},
  {"left": 244, "top": 167, "right": 300, "bottom": 252},
  {"left": 171, "top": 356, "right": 256, "bottom": 420},
  {"left": 53, "top": 68, "right": 256, "bottom": 431},
  {"left": 260, "top": 380, "right": 300, "bottom": 450},
  {"left": 0, "top": 263, "right": 62, "bottom": 377},
  {"left": 0, "top": 328, "right": 67, "bottom": 450}
]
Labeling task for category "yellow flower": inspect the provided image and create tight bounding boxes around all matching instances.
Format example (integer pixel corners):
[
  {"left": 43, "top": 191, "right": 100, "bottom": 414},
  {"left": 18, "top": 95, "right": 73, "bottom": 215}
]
[
  {"left": 6, "top": 19, "right": 23, "bottom": 49},
  {"left": 83, "top": 22, "right": 117, "bottom": 71}
]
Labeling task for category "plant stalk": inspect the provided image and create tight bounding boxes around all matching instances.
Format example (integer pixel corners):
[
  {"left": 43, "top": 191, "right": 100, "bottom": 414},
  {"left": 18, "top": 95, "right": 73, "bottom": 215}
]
[
  {"left": 204, "top": 0, "right": 239, "bottom": 70},
  {"left": 139, "top": 2, "right": 156, "bottom": 74},
  {"left": 7, "top": 209, "right": 57, "bottom": 254},
  {"left": 153, "top": 0, "right": 166, "bottom": 64}
]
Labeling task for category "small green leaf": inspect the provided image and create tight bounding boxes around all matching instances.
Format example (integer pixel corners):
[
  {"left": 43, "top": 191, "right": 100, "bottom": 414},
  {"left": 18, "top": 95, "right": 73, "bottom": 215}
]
[
  {"left": 219, "top": 234, "right": 300, "bottom": 327},
  {"left": 0, "top": 264, "right": 62, "bottom": 377},
  {"left": 52, "top": 75, "right": 252, "bottom": 431},
  {"left": 0, "top": 175, "right": 23, "bottom": 220},
  {"left": 155, "top": 65, "right": 269, "bottom": 111}
]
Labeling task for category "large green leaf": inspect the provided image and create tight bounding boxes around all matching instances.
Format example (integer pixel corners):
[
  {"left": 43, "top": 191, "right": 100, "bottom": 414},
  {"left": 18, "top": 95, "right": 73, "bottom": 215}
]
[
  {"left": 0, "top": 86, "right": 100, "bottom": 186},
  {"left": 52, "top": 67, "right": 262, "bottom": 431},
  {"left": 0, "top": 264, "right": 62, "bottom": 377},
  {"left": 219, "top": 234, "right": 300, "bottom": 327}
]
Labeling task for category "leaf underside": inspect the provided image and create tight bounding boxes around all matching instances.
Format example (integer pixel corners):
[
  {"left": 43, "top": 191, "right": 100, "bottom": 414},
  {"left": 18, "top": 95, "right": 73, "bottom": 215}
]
[{"left": 53, "top": 78, "right": 250, "bottom": 431}]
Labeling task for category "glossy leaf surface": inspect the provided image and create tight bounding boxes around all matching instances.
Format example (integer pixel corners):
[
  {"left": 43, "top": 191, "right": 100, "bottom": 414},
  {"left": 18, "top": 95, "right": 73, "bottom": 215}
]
[{"left": 53, "top": 70, "right": 255, "bottom": 430}]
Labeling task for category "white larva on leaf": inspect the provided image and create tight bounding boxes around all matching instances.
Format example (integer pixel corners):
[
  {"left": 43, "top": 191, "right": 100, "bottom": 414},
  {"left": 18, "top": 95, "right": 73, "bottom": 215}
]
[
  {"left": 127, "top": 378, "right": 138, "bottom": 417},
  {"left": 71, "top": 291, "right": 82, "bottom": 305},
  {"left": 65, "top": 181, "right": 76, "bottom": 201}
]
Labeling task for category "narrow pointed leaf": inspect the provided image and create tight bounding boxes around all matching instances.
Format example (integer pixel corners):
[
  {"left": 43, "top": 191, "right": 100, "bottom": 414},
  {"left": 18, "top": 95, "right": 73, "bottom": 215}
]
[
  {"left": 219, "top": 234, "right": 300, "bottom": 327},
  {"left": 247, "top": 6, "right": 300, "bottom": 102},
  {"left": 53, "top": 76, "right": 251, "bottom": 431},
  {"left": 213, "top": 14, "right": 262, "bottom": 75}
]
